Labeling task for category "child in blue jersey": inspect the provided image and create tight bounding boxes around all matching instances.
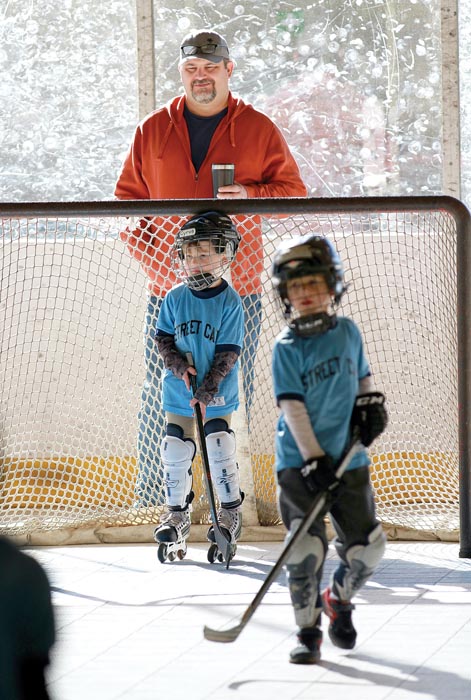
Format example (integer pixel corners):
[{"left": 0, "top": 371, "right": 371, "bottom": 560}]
[
  {"left": 153, "top": 212, "right": 245, "bottom": 562},
  {"left": 271, "top": 233, "right": 388, "bottom": 664}
]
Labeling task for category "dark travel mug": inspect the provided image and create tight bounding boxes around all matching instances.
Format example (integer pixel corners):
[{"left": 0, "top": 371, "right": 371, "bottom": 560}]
[{"left": 212, "top": 163, "right": 235, "bottom": 197}]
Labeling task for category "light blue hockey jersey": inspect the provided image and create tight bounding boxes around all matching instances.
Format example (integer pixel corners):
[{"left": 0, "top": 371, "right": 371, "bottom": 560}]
[
  {"left": 157, "top": 280, "right": 244, "bottom": 418},
  {"left": 272, "top": 316, "right": 371, "bottom": 472}
]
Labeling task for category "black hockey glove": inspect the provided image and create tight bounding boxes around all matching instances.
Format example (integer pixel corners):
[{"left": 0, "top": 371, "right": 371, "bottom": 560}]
[
  {"left": 301, "top": 454, "right": 337, "bottom": 492},
  {"left": 351, "top": 391, "right": 388, "bottom": 447}
]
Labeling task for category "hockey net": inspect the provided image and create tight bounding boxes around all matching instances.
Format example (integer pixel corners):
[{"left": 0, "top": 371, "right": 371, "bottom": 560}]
[{"left": 0, "top": 198, "right": 467, "bottom": 544}]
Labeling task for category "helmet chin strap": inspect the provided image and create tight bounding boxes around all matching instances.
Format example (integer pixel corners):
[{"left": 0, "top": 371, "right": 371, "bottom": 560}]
[
  {"left": 290, "top": 312, "right": 337, "bottom": 337},
  {"left": 186, "top": 272, "right": 218, "bottom": 290}
]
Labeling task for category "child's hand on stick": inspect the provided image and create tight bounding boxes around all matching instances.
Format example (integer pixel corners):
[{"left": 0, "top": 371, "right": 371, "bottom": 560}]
[
  {"left": 182, "top": 365, "right": 197, "bottom": 392},
  {"left": 190, "top": 397, "right": 207, "bottom": 421}
]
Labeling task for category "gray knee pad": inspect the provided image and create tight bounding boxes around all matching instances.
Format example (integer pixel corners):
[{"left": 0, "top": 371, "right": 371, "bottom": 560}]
[
  {"left": 160, "top": 424, "right": 196, "bottom": 510},
  {"left": 285, "top": 519, "right": 325, "bottom": 629},
  {"left": 333, "top": 523, "right": 386, "bottom": 600},
  {"left": 204, "top": 419, "right": 242, "bottom": 509}
]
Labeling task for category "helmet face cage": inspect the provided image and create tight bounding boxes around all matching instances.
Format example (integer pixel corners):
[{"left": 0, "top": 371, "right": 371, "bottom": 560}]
[
  {"left": 272, "top": 234, "right": 346, "bottom": 323},
  {"left": 171, "top": 213, "right": 240, "bottom": 290}
]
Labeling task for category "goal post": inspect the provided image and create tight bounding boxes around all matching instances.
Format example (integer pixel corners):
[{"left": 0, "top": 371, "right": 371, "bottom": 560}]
[
  {"left": 0, "top": 196, "right": 470, "bottom": 556},
  {"left": 456, "top": 197, "right": 471, "bottom": 557}
]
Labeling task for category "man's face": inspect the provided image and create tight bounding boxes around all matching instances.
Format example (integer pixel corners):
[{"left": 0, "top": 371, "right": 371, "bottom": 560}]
[{"left": 179, "top": 58, "right": 233, "bottom": 108}]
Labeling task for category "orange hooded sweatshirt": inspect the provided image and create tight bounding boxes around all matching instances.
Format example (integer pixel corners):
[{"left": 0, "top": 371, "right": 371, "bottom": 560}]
[{"left": 115, "top": 92, "right": 307, "bottom": 296}]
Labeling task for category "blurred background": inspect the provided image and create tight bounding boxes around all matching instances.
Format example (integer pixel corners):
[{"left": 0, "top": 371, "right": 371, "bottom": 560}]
[{"left": 1, "top": 0, "right": 468, "bottom": 204}]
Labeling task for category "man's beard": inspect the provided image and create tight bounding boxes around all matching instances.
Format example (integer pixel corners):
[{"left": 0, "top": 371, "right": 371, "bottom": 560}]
[{"left": 191, "top": 81, "right": 216, "bottom": 104}]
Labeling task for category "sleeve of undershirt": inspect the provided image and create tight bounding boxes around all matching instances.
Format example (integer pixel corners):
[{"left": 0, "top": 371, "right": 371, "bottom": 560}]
[
  {"left": 359, "top": 375, "right": 374, "bottom": 393},
  {"left": 279, "top": 398, "right": 325, "bottom": 461}
]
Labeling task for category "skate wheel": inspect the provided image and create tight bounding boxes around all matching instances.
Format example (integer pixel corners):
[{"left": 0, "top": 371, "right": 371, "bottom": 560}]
[
  {"left": 217, "top": 552, "right": 224, "bottom": 563},
  {"left": 167, "top": 550, "right": 176, "bottom": 562},
  {"left": 207, "top": 543, "right": 219, "bottom": 563},
  {"left": 177, "top": 546, "right": 186, "bottom": 560},
  {"left": 157, "top": 543, "right": 168, "bottom": 564}
]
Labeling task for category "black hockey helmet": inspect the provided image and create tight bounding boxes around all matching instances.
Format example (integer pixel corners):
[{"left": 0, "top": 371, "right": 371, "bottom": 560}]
[
  {"left": 272, "top": 233, "right": 346, "bottom": 305},
  {"left": 272, "top": 233, "right": 347, "bottom": 336},
  {"left": 171, "top": 211, "right": 240, "bottom": 290}
]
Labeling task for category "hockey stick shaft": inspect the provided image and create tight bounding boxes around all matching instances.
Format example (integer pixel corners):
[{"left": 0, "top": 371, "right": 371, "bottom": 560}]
[
  {"left": 203, "top": 437, "right": 362, "bottom": 642},
  {"left": 186, "top": 353, "right": 232, "bottom": 567}
]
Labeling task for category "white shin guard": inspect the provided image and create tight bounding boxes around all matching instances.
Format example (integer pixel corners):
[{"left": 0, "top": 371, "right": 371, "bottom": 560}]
[
  {"left": 160, "top": 432, "right": 196, "bottom": 510},
  {"left": 285, "top": 519, "right": 325, "bottom": 629},
  {"left": 333, "top": 523, "right": 386, "bottom": 600},
  {"left": 204, "top": 419, "right": 242, "bottom": 509}
]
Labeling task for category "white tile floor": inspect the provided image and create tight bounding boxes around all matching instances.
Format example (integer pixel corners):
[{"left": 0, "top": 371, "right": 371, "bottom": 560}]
[{"left": 26, "top": 540, "right": 471, "bottom": 700}]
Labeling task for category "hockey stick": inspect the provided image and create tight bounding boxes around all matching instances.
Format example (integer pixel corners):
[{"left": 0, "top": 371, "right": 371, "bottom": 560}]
[
  {"left": 186, "top": 353, "right": 233, "bottom": 568},
  {"left": 203, "top": 437, "right": 362, "bottom": 642}
]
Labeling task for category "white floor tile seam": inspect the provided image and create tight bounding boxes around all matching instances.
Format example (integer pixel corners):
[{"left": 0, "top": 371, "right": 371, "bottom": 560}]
[
  {"left": 292, "top": 645, "right": 467, "bottom": 700},
  {"left": 49, "top": 602, "right": 190, "bottom": 684},
  {"left": 109, "top": 632, "right": 256, "bottom": 700},
  {"left": 127, "top": 645, "right": 278, "bottom": 700},
  {"left": 424, "top": 614, "right": 471, "bottom": 663}
]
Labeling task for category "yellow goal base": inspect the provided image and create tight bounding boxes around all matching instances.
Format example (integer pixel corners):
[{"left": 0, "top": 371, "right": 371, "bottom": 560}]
[{"left": 0, "top": 450, "right": 458, "bottom": 510}]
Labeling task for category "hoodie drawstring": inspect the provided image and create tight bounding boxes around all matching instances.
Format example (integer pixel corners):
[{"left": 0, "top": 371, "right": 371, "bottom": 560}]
[{"left": 157, "top": 120, "right": 174, "bottom": 159}]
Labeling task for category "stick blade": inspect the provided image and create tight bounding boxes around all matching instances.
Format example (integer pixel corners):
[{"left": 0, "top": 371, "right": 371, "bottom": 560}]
[{"left": 203, "top": 622, "right": 243, "bottom": 644}]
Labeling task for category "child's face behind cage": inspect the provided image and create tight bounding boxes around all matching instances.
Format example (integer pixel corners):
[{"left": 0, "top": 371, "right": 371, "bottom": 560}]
[
  {"left": 287, "top": 273, "right": 332, "bottom": 316},
  {"left": 182, "top": 239, "right": 227, "bottom": 285}
]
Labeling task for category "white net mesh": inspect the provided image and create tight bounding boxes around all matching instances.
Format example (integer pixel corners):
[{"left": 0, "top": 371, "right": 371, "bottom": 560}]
[{"left": 0, "top": 203, "right": 462, "bottom": 541}]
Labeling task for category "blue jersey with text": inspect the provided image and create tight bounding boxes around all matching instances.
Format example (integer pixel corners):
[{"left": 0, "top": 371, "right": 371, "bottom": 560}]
[
  {"left": 272, "top": 316, "right": 371, "bottom": 472},
  {"left": 156, "top": 280, "right": 244, "bottom": 417}
]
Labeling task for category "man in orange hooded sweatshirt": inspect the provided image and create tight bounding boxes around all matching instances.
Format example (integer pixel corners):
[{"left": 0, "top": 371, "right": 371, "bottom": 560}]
[{"left": 115, "top": 29, "right": 307, "bottom": 507}]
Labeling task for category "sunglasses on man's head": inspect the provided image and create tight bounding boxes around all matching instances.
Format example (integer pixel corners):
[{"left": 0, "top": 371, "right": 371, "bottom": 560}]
[{"left": 181, "top": 43, "right": 228, "bottom": 56}]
